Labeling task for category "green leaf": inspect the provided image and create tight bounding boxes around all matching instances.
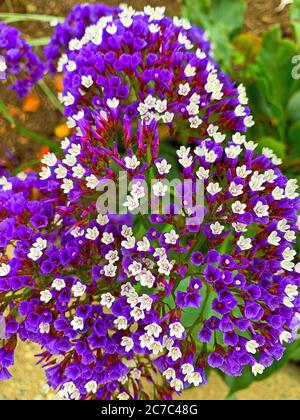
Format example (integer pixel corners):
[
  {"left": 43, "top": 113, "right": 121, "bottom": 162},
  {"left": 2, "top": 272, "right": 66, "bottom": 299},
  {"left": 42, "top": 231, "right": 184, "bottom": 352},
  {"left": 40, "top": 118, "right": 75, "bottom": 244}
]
[
  {"left": 257, "top": 136, "right": 286, "bottom": 158},
  {"left": 15, "top": 125, "right": 60, "bottom": 152},
  {"left": 288, "top": 121, "right": 300, "bottom": 152},
  {"left": 28, "top": 37, "right": 51, "bottom": 47},
  {"left": 0, "top": 13, "right": 64, "bottom": 24},
  {"left": 182, "top": 0, "right": 246, "bottom": 70},
  {"left": 0, "top": 99, "right": 15, "bottom": 126},
  {"left": 287, "top": 91, "right": 300, "bottom": 123}
]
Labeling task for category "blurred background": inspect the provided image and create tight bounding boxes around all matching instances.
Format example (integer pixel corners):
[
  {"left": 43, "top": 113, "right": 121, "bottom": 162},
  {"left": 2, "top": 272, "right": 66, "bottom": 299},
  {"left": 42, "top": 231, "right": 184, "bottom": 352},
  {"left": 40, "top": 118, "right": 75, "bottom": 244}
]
[{"left": 0, "top": 0, "right": 300, "bottom": 400}]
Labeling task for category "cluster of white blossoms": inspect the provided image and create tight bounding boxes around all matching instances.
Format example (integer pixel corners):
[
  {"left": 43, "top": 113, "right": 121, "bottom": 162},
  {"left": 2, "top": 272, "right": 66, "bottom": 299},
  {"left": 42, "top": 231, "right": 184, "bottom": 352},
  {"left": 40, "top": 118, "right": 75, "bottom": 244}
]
[
  {"left": 28, "top": 237, "right": 48, "bottom": 261},
  {"left": 163, "top": 362, "right": 203, "bottom": 392},
  {"left": 137, "top": 94, "right": 174, "bottom": 126}
]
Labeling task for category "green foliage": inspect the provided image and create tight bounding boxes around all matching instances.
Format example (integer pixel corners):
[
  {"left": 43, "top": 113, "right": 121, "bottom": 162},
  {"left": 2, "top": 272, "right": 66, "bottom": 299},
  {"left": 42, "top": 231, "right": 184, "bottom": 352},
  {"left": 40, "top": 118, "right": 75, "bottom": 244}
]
[{"left": 182, "top": 0, "right": 247, "bottom": 71}]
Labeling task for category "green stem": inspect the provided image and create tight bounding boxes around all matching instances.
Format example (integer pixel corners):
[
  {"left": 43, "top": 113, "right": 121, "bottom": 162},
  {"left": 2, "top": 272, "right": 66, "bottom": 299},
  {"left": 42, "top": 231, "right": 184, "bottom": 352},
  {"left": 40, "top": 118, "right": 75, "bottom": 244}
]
[
  {"left": 38, "top": 80, "right": 64, "bottom": 113},
  {"left": 0, "top": 13, "right": 64, "bottom": 24}
]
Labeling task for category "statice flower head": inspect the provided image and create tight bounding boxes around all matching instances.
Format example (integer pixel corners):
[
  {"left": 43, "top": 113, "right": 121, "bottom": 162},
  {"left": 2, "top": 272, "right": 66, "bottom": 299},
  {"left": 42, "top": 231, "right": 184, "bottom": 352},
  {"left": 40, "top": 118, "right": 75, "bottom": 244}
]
[
  {"left": 0, "top": 22, "right": 45, "bottom": 97},
  {"left": 59, "top": 3, "right": 251, "bottom": 134},
  {"left": 0, "top": 4, "right": 299, "bottom": 400},
  {"left": 44, "top": 3, "right": 121, "bottom": 73}
]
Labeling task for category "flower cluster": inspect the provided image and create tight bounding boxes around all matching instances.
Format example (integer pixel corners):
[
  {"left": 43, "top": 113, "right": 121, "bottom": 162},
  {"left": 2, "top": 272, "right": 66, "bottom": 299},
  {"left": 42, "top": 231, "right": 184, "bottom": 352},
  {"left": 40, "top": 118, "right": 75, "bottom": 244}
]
[
  {"left": 44, "top": 3, "right": 121, "bottom": 73},
  {"left": 0, "top": 22, "right": 44, "bottom": 97},
  {"left": 0, "top": 3, "right": 299, "bottom": 400},
  {"left": 58, "top": 4, "right": 251, "bottom": 135}
]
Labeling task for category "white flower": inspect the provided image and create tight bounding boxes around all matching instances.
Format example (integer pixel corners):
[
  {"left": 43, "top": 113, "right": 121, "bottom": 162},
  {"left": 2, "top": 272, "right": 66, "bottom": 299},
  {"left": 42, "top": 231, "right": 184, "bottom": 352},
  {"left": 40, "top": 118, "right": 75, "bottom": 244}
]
[
  {"left": 229, "top": 182, "right": 243, "bottom": 197},
  {"left": 81, "top": 74, "right": 93, "bottom": 88},
  {"left": 137, "top": 237, "right": 150, "bottom": 252},
  {"left": 284, "top": 230, "right": 296, "bottom": 242},
  {"left": 62, "top": 92, "right": 75, "bottom": 106},
  {"left": 139, "top": 270, "right": 155, "bottom": 288},
  {"left": 249, "top": 172, "right": 265, "bottom": 192},
  {"left": 114, "top": 316, "right": 128, "bottom": 330},
  {"left": 84, "top": 381, "right": 97, "bottom": 394},
  {"left": 189, "top": 372, "right": 203, "bottom": 386},
  {"left": 207, "top": 182, "right": 222, "bottom": 195},
  {"left": 281, "top": 260, "right": 295, "bottom": 272},
  {"left": 39, "top": 323, "right": 50, "bottom": 334},
  {"left": 86, "top": 175, "right": 98, "bottom": 189},
  {"left": 145, "top": 323, "right": 162, "bottom": 338},
  {"left": 184, "top": 64, "right": 196, "bottom": 77},
  {"left": 139, "top": 294, "right": 153, "bottom": 311},
  {"left": 39, "top": 166, "right": 51, "bottom": 180},
  {"left": 131, "top": 181, "right": 145, "bottom": 199},
  {"left": 170, "top": 378, "right": 184, "bottom": 392},
  {"left": 121, "top": 236, "right": 136, "bottom": 249},
  {"left": 232, "top": 133, "right": 246, "bottom": 145},
  {"left": 232, "top": 201, "right": 246, "bottom": 214},
  {"left": 163, "top": 368, "right": 176, "bottom": 381},
  {"left": 169, "top": 322, "right": 185, "bottom": 339},
  {"left": 72, "top": 164, "right": 85, "bottom": 179},
  {"left": 162, "top": 112, "right": 174, "bottom": 124},
  {"left": 189, "top": 116, "right": 202, "bottom": 128},
  {"left": 285, "top": 179, "right": 299, "bottom": 199},
  {"left": 182, "top": 363, "right": 194, "bottom": 375},
  {"left": 0, "top": 56, "right": 7, "bottom": 72},
  {"left": 71, "top": 316, "right": 84, "bottom": 331},
  {"left": 85, "top": 227, "right": 99, "bottom": 241},
  {"left": 237, "top": 236, "right": 252, "bottom": 251},
  {"left": 96, "top": 214, "right": 109, "bottom": 226},
  {"left": 244, "top": 115, "right": 255, "bottom": 127},
  {"left": 167, "top": 347, "right": 182, "bottom": 361},
  {"left": 149, "top": 23, "right": 160, "bottom": 33},
  {"left": 178, "top": 83, "right": 190, "bottom": 96},
  {"left": 179, "top": 155, "right": 193, "bottom": 168},
  {"left": 71, "top": 281, "right": 86, "bottom": 297},
  {"left": 130, "top": 306, "right": 145, "bottom": 321},
  {"left": 105, "top": 250, "right": 119, "bottom": 264},
  {"left": 123, "top": 195, "right": 139, "bottom": 211},
  {"left": 63, "top": 154, "right": 77, "bottom": 167},
  {"left": 279, "top": 330, "right": 292, "bottom": 345},
  {"left": 118, "top": 392, "right": 130, "bottom": 400},
  {"left": 285, "top": 284, "right": 298, "bottom": 299},
  {"left": 254, "top": 201, "right": 269, "bottom": 218},
  {"left": 100, "top": 292, "right": 115, "bottom": 308},
  {"left": 164, "top": 230, "right": 179, "bottom": 245},
  {"left": 128, "top": 261, "right": 142, "bottom": 276},
  {"left": 124, "top": 155, "right": 140, "bottom": 170},
  {"left": 42, "top": 152, "right": 57, "bottom": 167},
  {"left": 283, "top": 296, "right": 295, "bottom": 308},
  {"left": 236, "top": 165, "right": 252, "bottom": 178},
  {"left": 282, "top": 247, "right": 296, "bottom": 261},
  {"left": 272, "top": 186, "right": 285, "bottom": 200},
  {"left": 54, "top": 164, "right": 67, "bottom": 179},
  {"left": 106, "top": 97, "right": 119, "bottom": 108},
  {"left": 61, "top": 178, "right": 73, "bottom": 194},
  {"left": 155, "top": 99, "right": 167, "bottom": 113},
  {"left": 252, "top": 363, "right": 265, "bottom": 376},
  {"left": 225, "top": 145, "right": 242, "bottom": 159},
  {"left": 278, "top": 219, "right": 290, "bottom": 232},
  {"left": 232, "top": 222, "right": 248, "bottom": 233},
  {"left": 40, "top": 290, "right": 52, "bottom": 303},
  {"left": 52, "top": 278, "right": 66, "bottom": 291},
  {"left": 267, "top": 231, "right": 281, "bottom": 246},
  {"left": 210, "top": 222, "right": 225, "bottom": 235},
  {"left": 139, "top": 333, "right": 155, "bottom": 349},
  {"left": 153, "top": 181, "right": 168, "bottom": 197},
  {"left": 246, "top": 340, "right": 259, "bottom": 354},
  {"left": 27, "top": 247, "right": 43, "bottom": 261},
  {"left": 0, "top": 263, "right": 10, "bottom": 277}
]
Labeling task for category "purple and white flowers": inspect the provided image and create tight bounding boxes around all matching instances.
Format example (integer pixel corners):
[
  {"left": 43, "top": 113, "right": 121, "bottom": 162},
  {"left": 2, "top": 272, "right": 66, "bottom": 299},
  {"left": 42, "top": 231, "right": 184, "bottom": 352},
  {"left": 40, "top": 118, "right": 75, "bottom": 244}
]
[{"left": 0, "top": 3, "right": 299, "bottom": 400}]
